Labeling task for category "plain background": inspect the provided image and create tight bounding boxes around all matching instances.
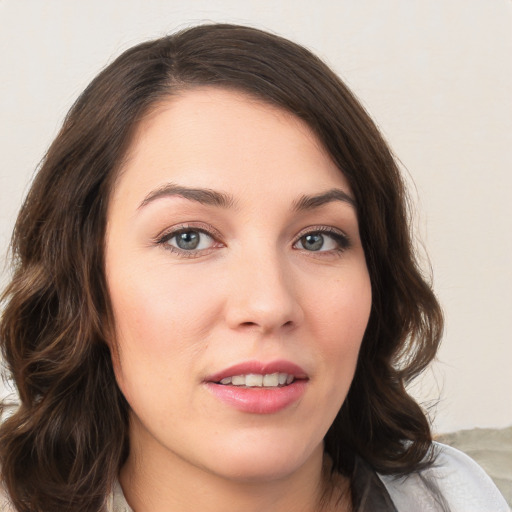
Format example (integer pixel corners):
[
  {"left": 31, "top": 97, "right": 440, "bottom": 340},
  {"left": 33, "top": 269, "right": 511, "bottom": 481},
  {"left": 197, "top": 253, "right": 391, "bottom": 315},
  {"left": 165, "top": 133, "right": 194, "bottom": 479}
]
[{"left": 0, "top": 0, "right": 511, "bottom": 434}]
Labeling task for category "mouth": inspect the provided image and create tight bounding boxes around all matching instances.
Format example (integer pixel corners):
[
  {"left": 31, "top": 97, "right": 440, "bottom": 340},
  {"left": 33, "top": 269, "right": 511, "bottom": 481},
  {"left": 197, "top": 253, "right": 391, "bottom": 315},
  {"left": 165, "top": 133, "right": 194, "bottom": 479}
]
[
  {"left": 204, "top": 360, "right": 309, "bottom": 414},
  {"left": 217, "top": 372, "right": 296, "bottom": 388},
  {"left": 206, "top": 360, "right": 308, "bottom": 387}
]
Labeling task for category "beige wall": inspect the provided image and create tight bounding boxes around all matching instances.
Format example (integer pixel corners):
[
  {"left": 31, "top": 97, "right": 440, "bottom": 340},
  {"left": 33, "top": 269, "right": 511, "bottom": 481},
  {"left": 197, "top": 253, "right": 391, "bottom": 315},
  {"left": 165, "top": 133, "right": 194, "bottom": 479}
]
[{"left": 1, "top": 0, "right": 511, "bottom": 433}]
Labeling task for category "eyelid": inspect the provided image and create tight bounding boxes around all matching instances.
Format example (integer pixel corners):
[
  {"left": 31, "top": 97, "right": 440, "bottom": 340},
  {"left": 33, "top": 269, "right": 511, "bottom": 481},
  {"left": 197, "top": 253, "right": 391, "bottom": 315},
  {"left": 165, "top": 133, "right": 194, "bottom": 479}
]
[
  {"left": 154, "top": 222, "right": 224, "bottom": 256},
  {"left": 155, "top": 222, "right": 222, "bottom": 242},
  {"left": 293, "top": 225, "right": 351, "bottom": 251},
  {"left": 153, "top": 223, "right": 351, "bottom": 257}
]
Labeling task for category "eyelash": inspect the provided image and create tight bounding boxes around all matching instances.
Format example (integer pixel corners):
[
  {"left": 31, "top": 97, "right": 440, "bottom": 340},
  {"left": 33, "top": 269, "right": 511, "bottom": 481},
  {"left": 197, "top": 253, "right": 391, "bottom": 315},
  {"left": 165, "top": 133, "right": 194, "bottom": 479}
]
[
  {"left": 294, "top": 226, "right": 351, "bottom": 255},
  {"left": 155, "top": 224, "right": 351, "bottom": 258},
  {"left": 155, "top": 223, "right": 222, "bottom": 258}
]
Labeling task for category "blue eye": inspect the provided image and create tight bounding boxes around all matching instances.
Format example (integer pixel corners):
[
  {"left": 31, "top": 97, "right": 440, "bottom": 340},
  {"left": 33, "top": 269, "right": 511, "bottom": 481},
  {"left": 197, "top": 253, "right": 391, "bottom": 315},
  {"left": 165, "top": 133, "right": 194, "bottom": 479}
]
[
  {"left": 294, "top": 229, "right": 349, "bottom": 252},
  {"left": 164, "top": 229, "right": 215, "bottom": 251},
  {"left": 300, "top": 233, "right": 327, "bottom": 251}
]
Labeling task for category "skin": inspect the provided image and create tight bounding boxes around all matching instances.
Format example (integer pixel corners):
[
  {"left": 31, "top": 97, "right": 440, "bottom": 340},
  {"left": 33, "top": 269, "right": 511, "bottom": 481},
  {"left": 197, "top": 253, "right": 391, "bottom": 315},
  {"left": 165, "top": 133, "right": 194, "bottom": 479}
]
[{"left": 105, "top": 88, "right": 372, "bottom": 512}]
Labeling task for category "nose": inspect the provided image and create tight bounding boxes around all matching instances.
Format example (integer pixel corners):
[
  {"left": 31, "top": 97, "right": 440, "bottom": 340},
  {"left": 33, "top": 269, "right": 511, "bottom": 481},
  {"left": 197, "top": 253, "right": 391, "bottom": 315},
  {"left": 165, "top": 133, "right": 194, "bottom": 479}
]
[{"left": 224, "top": 249, "right": 304, "bottom": 334}]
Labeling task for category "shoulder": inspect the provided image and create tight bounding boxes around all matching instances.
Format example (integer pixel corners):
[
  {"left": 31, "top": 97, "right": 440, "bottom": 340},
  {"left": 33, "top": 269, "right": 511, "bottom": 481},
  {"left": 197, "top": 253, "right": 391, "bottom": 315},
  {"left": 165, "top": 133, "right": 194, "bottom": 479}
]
[
  {"left": 109, "top": 480, "right": 133, "bottom": 512},
  {"left": 378, "top": 442, "right": 510, "bottom": 512},
  {"left": 0, "top": 487, "right": 14, "bottom": 512}
]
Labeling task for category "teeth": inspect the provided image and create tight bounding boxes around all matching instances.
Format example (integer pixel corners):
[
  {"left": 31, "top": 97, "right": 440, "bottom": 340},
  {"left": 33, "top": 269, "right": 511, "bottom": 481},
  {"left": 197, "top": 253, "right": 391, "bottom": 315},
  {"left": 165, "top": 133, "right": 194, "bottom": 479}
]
[
  {"left": 245, "top": 374, "right": 263, "bottom": 387},
  {"left": 232, "top": 375, "right": 245, "bottom": 386},
  {"left": 262, "top": 373, "right": 279, "bottom": 387},
  {"left": 218, "top": 372, "right": 295, "bottom": 387}
]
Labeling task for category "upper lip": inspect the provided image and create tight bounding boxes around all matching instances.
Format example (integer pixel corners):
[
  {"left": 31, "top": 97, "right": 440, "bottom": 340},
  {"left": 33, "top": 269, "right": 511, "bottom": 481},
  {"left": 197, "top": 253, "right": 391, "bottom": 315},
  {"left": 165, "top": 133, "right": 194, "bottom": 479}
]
[{"left": 205, "top": 360, "right": 308, "bottom": 383}]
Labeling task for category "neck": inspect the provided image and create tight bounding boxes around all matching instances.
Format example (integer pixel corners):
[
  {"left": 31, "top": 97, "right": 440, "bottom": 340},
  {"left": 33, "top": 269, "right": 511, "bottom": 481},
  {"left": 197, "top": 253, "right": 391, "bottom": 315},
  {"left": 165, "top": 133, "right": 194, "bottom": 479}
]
[{"left": 119, "top": 422, "right": 350, "bottom": 512}]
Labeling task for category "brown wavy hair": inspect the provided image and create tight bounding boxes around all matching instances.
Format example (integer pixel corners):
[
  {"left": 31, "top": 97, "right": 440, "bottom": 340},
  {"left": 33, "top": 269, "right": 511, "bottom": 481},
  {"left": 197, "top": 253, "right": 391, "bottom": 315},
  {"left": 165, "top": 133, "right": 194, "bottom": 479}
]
[{"left": 0, "top": 24, "right": 443, "bottom": 511}]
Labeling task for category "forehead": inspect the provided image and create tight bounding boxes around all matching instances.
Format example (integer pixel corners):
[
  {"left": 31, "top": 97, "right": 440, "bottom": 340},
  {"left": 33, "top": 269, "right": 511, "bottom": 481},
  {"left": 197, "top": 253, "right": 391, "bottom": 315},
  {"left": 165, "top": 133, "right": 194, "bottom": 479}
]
[{"left": 112, "top": 87, "right": 351, "bottom": 207}]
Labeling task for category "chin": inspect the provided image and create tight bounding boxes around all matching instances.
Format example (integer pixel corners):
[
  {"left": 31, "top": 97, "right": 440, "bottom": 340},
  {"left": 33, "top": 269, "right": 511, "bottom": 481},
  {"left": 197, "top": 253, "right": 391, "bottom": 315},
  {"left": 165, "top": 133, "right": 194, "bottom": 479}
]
[
  {"left": 203, "top": 438, "right": 323, "bottom": 483},
  {"left": 213, "top": 459, "right": 305, "bottom": 483}
]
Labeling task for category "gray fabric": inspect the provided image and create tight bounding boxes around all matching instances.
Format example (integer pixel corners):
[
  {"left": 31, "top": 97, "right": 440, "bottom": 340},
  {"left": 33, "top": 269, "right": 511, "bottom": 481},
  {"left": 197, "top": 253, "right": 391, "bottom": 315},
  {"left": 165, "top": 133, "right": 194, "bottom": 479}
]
[
  {"left": 437, "top": 426, "right": 512, "bottom": 508},
  {"left": 351, "top": 456, "right": 398, "bottom": 511},
  {"left": 379, "top": 442, "right": 510, "bottom": 512}
]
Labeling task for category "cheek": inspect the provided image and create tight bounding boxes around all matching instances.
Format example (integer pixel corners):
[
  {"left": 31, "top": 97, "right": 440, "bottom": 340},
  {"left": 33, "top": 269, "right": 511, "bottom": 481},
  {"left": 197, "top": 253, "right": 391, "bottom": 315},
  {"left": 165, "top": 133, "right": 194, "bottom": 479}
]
[
  {"left": 109, "top": 263, "right": 218, "bottom": 343},
  {"left": 312, "top": 272, "right": 372, "bottom": 339},
  {"left": 106, "top": 266, "right": 223, "bottom": 393},
  {"left": 310, "top": 272, "right": 372, "bottom": 382}
]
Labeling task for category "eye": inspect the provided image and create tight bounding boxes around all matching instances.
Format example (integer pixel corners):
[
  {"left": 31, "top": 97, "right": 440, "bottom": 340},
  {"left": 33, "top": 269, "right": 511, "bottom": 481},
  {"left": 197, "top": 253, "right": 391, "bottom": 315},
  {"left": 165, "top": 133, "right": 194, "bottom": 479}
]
[
  {"left": 294, "top": 228, "right": 350, "bottom": 253},
  {"left": 157, "top": 226, "right": 219, "bottom": 255}
]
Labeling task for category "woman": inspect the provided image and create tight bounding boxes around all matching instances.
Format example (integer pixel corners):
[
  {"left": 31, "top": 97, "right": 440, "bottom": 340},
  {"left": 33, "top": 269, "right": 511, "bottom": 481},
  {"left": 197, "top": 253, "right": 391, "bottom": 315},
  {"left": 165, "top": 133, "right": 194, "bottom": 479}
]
[{"left": 0, "top": 24, "right": 508, "bottom": 512}]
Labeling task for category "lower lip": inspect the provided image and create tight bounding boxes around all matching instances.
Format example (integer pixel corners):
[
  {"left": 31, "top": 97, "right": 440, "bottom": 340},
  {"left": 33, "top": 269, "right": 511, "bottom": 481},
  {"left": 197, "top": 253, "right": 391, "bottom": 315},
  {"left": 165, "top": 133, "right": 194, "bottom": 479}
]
[{"left": 205, "top": 381, "right": 308, "bottom": 414}]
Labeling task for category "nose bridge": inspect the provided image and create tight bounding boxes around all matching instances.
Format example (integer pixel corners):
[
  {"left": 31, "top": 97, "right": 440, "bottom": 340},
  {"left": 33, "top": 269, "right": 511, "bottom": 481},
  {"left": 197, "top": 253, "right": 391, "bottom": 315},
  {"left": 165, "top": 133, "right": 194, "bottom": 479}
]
[{"left": 225, "top": 238, "right": 303, "bottom": 332}]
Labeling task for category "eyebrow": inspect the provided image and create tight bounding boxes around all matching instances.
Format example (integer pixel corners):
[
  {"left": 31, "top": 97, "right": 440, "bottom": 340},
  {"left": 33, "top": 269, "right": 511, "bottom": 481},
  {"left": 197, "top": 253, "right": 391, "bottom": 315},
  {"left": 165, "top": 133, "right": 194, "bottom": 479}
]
[
  {"left": 138, "top": 183, "right": 237, "bottom": 210},
  {"left": 138, "top": 183, "right": 355, "bottom": 212},
  {"left": 292, "top": 188, "right": 356, "bottom": 211}
]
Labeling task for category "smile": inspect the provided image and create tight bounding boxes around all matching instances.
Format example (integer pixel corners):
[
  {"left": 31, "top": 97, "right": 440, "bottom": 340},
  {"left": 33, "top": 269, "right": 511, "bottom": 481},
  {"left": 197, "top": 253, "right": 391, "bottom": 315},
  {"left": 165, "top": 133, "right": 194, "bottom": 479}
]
[
  {"left": 218, "top": 373, "right": 295, "bottom": 387},
  {"left": 205, "top": 360, "right": 308, "bottom": 414}
]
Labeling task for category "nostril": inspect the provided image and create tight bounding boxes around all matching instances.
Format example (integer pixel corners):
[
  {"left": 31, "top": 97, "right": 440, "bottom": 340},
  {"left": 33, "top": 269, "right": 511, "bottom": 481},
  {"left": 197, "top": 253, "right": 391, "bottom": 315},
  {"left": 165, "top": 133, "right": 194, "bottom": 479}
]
[
  {"left": 239, "top": 320, "right": 294, "bottom": 330},
  {"left": 240, "top": 321, "right": 258, "bottom": 327}
]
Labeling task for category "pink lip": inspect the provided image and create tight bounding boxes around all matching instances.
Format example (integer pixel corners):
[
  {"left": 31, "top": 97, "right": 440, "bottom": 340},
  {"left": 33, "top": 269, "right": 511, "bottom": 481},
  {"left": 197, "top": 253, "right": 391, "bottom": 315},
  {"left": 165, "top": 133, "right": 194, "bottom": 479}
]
[
  {"left": 206, "top": 360, "right": 308, "bottom": 383},
  {"left": 204, "top": 360, "right": 308, "bottom": 415}
]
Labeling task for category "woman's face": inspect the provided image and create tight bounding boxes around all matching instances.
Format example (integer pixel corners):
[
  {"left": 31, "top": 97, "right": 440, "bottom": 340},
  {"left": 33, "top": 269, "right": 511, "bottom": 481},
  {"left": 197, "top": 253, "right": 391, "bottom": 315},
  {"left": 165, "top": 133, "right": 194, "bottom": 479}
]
[{"left": 105, "top": 88, "right": 372, "bottom": 482}]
